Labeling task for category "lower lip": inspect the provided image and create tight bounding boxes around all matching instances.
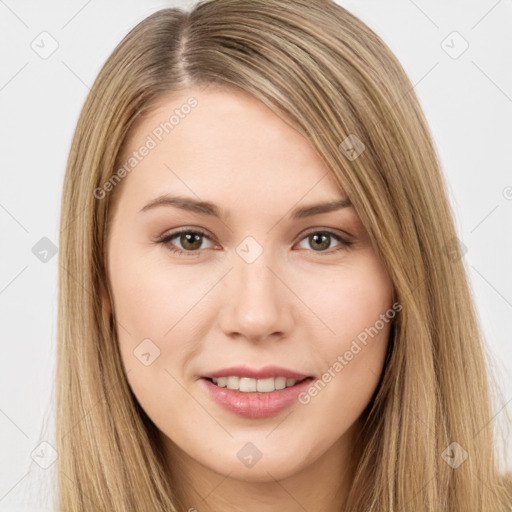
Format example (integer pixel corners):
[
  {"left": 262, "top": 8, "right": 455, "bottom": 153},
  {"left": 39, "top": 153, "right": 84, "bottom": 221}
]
[{"left": 201, "top": 377, "right": 314, "bottom": 419}]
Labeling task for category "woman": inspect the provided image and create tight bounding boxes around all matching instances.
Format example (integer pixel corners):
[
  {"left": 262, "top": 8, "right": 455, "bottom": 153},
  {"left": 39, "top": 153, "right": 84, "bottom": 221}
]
[{"left": 57, "top": 0, "right": 512, "bottom": 510}]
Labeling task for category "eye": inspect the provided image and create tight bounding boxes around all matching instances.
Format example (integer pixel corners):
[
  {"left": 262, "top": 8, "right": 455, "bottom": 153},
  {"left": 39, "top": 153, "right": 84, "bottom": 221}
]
[
  {"left": 295, "top": 230, "right": 354, "bottom": 254},
  {"left": 157, "top": 228, "right": 215, "bottom": 256}
]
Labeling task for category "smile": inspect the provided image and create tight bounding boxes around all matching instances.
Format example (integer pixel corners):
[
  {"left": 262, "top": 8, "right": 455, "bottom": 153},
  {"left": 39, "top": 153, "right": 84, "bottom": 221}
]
[{"left": 209, "top": 376, "right": 307, "bottom": 392}]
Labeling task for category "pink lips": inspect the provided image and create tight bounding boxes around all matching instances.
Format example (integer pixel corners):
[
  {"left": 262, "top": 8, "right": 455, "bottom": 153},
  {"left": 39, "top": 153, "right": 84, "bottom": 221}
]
[
  {"left": 202, "top": 365, "right": 310, "bottom": 381},
  {"left": 200, "top": 365, "right": 314, "bottom": 419}
]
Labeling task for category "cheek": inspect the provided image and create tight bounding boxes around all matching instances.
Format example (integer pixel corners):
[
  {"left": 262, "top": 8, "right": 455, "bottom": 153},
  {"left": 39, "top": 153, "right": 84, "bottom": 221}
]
[
  {"left": 299, "top": 254, "right": 394, "bottom": 400},
  {"left": 108, "top": 242, "right": 214, "bottom": 341},
  {"left": 107, "top": 248, "right": 209, "bottom": 425},
  {"left": 307, "top": 254, "right": 393, "bottom": 344},
  {"left": 107, "top": 240, "right": 223, "bottom": 401}
]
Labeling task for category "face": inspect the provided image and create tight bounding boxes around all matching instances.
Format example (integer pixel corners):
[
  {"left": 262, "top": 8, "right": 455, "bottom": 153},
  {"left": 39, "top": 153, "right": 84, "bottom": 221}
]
[{"left": 105, "top": 86, "right": 394, "bottom": 485}]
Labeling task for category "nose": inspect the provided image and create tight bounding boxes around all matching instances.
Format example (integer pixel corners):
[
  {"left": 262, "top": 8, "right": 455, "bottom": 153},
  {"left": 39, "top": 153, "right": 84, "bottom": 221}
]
[{"left": 217, "top": 250, "right": 295, "bottom": 343}]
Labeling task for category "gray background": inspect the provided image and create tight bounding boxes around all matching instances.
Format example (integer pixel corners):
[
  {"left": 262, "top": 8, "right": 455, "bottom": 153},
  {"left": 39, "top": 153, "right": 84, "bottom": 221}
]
[{"left": 1, "top": 0, "right": 511, "bottom": 509}]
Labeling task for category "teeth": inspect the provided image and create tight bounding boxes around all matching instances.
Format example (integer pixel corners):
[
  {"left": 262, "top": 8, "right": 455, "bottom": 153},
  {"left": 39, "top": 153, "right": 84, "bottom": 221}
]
[
  {"left": 226, "top": 376, "right": 239, "bottom": 390},
  {"left": 211, "top": 376, "right": 300, "bottom": 392},
  {"left": 216, "top": 377, "right": 228, "bottom": 387}
]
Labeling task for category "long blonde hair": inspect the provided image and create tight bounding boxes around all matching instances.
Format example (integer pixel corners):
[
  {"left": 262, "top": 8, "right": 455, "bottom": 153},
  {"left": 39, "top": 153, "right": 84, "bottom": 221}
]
[{"left": 57, "top": 0, "right": 512, "bottom": 509}]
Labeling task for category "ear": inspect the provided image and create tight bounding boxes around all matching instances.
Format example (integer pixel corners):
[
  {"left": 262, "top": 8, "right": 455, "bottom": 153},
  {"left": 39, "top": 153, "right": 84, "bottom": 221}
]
[{"left": 100, "top": 281, "right": 112, "bottom": 316}]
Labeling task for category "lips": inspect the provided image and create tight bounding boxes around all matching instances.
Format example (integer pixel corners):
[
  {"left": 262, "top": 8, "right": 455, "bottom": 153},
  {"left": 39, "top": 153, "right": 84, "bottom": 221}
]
[
  {"left": 200, "top": 365, "right": 315, "bottom": 418},
  {"left": 202, "top": 365, "right": 311, "bottom": 381}
]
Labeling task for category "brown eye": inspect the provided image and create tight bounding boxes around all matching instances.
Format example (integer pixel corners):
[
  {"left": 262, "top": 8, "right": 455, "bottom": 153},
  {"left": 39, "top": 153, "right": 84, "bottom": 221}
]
[
  {"left": 158, "top": 229, "right": 214, "bottom": 256},
  {"left": 296, "top": 230, "right": 353, "bottom": 254},
  {"left": 177, "top": 232, "right": 203, "bottom": 251}
]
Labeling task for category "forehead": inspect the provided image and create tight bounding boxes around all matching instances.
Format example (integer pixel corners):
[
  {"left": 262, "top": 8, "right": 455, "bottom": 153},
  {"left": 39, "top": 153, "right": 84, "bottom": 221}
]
[{"left": 115, "top": 86, "right": 346, "bottom": 212}]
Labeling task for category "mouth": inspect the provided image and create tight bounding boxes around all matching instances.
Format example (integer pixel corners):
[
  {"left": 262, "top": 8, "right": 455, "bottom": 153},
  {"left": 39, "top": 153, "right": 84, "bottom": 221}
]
[{"left": 204, "top": 375, "right": 312, "bottom": 393}]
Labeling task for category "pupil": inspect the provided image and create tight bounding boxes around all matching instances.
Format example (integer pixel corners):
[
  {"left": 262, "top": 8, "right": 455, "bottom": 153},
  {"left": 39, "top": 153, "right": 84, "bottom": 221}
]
[
  {"left": 181, "top": 233, "right": 201, "bottom": 250},
  {"left": 311, "top": 233, "right": 329, "bottom": 250}
]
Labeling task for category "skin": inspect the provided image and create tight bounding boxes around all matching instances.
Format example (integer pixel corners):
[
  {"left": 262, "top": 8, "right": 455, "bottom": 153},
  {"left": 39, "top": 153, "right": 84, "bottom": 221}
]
[{"left": 104, "top": 85, "right": 394, "bottom": 512}]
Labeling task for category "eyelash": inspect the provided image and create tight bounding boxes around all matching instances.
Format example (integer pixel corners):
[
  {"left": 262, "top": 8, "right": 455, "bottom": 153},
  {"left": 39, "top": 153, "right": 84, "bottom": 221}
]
[{"left": 157, "top": 228, "right": 354, "bottom": 257}]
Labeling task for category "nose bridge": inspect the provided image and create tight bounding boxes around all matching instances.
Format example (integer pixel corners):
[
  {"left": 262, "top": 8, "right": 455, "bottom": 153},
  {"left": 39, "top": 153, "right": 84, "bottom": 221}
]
[
  {"left": 236, "top": 249, "right": 276, "bottom": 302},
  {"left": 219, "top": 240, "right": 293, "bottom": 340}
]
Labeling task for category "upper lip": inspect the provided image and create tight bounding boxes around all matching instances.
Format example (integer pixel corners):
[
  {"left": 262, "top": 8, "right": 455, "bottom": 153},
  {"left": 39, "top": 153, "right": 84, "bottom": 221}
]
[{"left": 202, "top": 365, "right": 312, "bottom": 380}]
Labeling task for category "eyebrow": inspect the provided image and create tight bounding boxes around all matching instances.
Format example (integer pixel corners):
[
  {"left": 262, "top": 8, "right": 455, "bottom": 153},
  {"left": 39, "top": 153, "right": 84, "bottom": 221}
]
[{"left": 139, "top": 194, "right": 352, "bottom": 220}]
